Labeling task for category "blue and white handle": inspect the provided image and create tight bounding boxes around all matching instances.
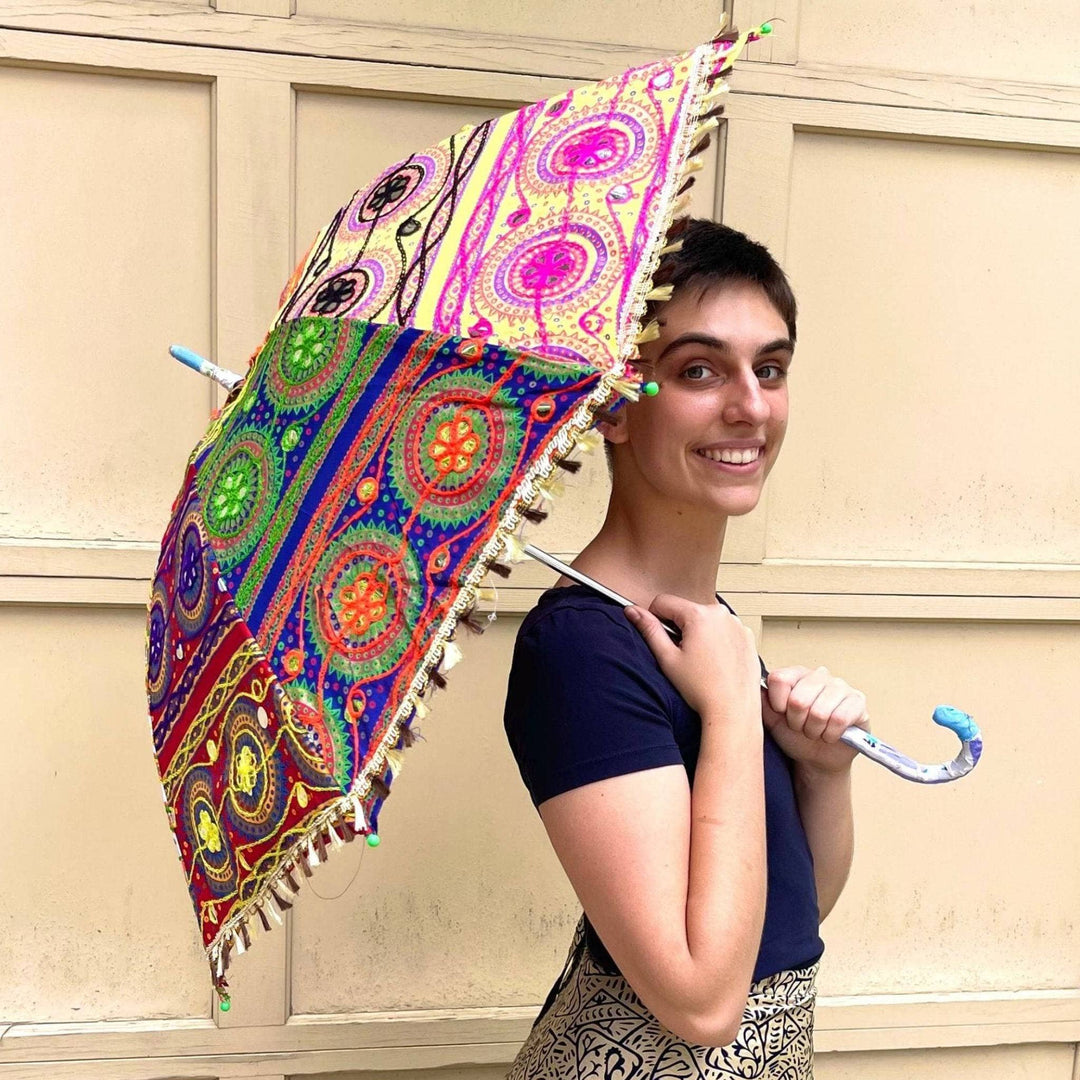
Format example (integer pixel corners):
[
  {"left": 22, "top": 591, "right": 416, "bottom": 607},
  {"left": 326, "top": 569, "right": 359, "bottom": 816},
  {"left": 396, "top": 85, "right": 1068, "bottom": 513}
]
[
  {"left": 768, "top": 680, "right": 981, "bottom": 784},
  {"left": 169, "top": 345, "right": 244, "bottom": 392}
]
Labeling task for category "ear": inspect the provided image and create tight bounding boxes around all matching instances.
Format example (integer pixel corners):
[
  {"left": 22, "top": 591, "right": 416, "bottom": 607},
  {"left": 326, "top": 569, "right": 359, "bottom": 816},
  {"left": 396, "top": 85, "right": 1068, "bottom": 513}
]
[{"left": 597, "top": 407, "right": 630, "bottom": 445}]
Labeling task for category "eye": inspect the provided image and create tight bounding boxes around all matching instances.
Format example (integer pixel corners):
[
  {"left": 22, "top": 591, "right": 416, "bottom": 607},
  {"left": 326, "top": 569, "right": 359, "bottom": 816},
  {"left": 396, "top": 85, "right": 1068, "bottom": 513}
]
[
  {"left": 756, "top": 362, "right": 787, "bottom": 382},
  {"left": 681, "top": 363, "right": 713, "bottom": 381}
]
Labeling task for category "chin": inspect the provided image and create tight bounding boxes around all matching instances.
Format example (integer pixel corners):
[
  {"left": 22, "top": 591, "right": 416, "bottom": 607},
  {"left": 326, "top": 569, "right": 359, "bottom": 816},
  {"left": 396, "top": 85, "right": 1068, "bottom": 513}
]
[{"left": 709, "top": 488, "right": 764, "bottom": 518}]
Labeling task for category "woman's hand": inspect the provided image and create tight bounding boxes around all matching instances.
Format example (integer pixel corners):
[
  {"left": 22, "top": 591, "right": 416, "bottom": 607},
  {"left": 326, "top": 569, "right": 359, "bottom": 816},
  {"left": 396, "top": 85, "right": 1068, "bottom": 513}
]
[
  {"left": 762, "top": 666, "right": 869, "bottom": 775},
  {"left": 626, "top": 594, "right": 761, "bottom": 723}
]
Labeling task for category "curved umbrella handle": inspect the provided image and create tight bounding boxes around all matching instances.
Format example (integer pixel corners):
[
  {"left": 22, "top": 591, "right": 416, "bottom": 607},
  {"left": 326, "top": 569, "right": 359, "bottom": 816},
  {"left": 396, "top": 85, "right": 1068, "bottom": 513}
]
[
  {"left": 768, "top": 682, "right": 982, "bottom": 785},
  {"left": 846, "top": 703, "right": 983, "bottom": 784}
]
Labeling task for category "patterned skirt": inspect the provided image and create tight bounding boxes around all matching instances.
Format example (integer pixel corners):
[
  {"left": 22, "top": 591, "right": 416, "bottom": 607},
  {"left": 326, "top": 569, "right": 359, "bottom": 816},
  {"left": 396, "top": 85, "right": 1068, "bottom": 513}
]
[{"left": 507, "top": 920, "right": 818, "bottom": 1080}]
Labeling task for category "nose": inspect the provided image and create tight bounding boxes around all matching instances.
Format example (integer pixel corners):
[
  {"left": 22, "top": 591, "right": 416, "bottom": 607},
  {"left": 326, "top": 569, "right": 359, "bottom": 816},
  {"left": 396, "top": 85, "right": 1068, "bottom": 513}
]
[{"left": 721, "top": 369, "right": 770, "bottom": 426}]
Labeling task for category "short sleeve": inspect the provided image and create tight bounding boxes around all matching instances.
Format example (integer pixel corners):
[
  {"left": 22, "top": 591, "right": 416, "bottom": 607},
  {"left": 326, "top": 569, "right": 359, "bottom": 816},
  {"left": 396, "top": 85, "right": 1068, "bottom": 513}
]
[{"left": 503, "top": 601, "right": 685, "bottom": 807}]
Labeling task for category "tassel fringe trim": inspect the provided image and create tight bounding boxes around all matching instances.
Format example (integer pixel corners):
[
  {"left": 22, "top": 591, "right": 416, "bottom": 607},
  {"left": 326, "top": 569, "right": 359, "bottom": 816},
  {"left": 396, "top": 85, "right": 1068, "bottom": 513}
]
[{"left": 615, "top": 19, "right": 764, "bottom": 385}]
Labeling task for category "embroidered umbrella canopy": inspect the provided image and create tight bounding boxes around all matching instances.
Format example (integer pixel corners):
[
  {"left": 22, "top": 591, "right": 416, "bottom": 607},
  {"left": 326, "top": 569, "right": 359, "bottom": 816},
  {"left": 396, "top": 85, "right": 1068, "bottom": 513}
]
[{"left": 146, "top": 20, "right": 783, "bottom": 1006}]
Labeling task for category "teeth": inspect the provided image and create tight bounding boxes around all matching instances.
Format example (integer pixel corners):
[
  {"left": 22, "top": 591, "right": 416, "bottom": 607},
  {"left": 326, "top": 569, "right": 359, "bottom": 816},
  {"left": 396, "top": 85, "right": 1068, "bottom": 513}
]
[{"left": 696, "top": 447, "right": 761, "bottom": 464}]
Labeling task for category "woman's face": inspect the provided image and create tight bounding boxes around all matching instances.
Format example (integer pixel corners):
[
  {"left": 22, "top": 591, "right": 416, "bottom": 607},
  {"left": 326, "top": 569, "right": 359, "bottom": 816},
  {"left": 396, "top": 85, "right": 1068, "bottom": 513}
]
[{"left": 607, "top": 279, "right": 793, "bottom": 520}]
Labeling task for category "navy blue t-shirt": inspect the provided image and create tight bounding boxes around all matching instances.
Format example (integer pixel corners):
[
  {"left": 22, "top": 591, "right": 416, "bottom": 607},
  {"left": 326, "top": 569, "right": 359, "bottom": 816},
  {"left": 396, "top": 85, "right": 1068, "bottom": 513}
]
[{"left": 503, "top": 584, "right": 824, "bottom": 984}]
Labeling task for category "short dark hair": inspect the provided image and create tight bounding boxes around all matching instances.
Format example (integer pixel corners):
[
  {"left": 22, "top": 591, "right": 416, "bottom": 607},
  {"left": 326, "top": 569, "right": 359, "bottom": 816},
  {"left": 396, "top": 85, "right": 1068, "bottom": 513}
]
[
  {"left": 603, "top": 219, "right": 797, "bottom": 474},
  {"left": 643, "top": 218, "right": 797, "bottom": 340}
]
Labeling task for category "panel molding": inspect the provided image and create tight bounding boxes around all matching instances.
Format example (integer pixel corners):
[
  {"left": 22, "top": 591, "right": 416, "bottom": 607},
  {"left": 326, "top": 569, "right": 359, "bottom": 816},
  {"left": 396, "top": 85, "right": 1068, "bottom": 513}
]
[
  {"left": 724, "top": 92, "right": 1080, "bottom": 151},
  {"left": 213, "top": 0, "right": 291, "bottom": 16},
  {"left": 212, "top": 75, "right": 294, "bottom": 386},
  {"left": 0, "top": 27, "right": 579, "bottom": 102},
  {"left": 5, "top": 541, "right": 1079, "bottom": 593},
  {"left": 2, "top": 8, "right": 1080, "bottom": 124},
  {"left": 734, "top": 62, "right": 1080, "bottom": 125},
  {"left": 4, "top": 542, "right": 1079, "bottom": 617},
  {"left": 719, "top": 97, "right": 1078, "bottom": 593},
  {"left": 1, "top": 991, "right": 1078, "bottom": 1075},
  {"left": 0, "top": 3, "right": 692, "bottom": 82}
]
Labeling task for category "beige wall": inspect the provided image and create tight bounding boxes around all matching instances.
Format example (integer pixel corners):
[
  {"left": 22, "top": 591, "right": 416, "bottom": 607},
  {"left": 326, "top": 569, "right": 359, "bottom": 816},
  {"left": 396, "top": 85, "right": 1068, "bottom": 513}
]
[{"left": 2, "top": 0, "right": 1078, "bottom": 1077}]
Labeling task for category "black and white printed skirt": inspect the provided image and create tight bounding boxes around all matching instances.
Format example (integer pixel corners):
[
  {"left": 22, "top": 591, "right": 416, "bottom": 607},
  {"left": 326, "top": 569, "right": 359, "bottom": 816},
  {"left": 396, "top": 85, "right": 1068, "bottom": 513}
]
[{"left": 507, "top": 919, "right": 818, "bottom": 1079}]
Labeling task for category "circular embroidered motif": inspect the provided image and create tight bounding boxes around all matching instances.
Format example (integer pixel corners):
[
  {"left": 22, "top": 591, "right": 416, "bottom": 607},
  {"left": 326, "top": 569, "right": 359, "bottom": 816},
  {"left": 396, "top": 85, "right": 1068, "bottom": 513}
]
[
  {"left": 173, "top": 513, "right": 215, "bottom": 639},
  {"left": 533, "top": 111, "right": 649, "bottom": 185},
  {"left": 201, "top": 428, "right": 283, "bottom": 569},
  {"left": 146, "top": 577, "right": 172, "bottom": 710},
  {"left": 223, "top": 697, "right": 286, "bottom": 840},
  {"left": 388, "top": 370, "right": 525, "bottom": 528},
  {"left": 265, "top": 318, "right": 349, "bottom": 411},
  {"left": 495, "top": 225, "right": 606, "bottom": 306},
  {"left": 303, "top": 244, "right": 401, "bottom": 321},
  {"left": 310, "top": 273, "right": 361, "bottom": 316},
  {"left": 348, "top": 152, "right": 446, "bottom": 228},
  {"left": 305, "top": 524, "right": 424, "bottom": 684},
  {"left": 180, "top": 768, "right": 236, "bottom": 897},
  {"left": 470, "top": 211, "right": 622, "bottom": 341}
]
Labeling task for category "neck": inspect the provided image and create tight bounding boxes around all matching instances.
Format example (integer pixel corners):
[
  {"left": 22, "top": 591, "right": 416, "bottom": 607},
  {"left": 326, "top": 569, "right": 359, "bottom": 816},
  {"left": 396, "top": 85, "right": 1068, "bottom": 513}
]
[{"left": 567, "top": 485, "right": 728, "bottom": 608}]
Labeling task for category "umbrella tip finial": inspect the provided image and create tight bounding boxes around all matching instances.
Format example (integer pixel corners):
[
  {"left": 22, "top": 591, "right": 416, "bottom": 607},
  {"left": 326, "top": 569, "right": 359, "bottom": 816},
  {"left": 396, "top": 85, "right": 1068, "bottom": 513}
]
[{"left": 169, "top": 344, "right": 245, "bottom": 392}]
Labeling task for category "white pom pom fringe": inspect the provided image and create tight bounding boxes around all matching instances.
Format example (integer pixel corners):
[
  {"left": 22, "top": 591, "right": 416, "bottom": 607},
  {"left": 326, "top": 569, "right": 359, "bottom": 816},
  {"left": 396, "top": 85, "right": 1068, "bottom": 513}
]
[{"left": 440, "top": 639, "right": 464, "bottom": 672}]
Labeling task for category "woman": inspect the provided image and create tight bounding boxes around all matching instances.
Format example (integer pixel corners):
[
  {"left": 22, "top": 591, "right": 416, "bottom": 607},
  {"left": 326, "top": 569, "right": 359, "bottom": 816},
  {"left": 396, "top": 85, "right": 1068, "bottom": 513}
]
[{"left": 503, "top": 219, "right": 869, "bottom": 1078}]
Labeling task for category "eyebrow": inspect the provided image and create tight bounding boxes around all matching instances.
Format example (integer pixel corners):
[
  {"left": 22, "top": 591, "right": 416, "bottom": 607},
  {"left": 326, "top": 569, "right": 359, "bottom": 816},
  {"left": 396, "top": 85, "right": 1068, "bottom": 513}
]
[{"left": 656, "top": 333, "right": 795, "bottom": 362}]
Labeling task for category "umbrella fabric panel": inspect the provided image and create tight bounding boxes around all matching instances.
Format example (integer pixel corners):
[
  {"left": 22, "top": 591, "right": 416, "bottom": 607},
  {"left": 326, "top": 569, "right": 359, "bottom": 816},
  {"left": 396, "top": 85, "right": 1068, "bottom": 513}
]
[
  {"left": 149, "top": 466, "right": 343, "bottom": 948},
  {"left": 272, "top": 45, "right": 718, "bottom": 371},
  {"left": 163, "top": 315, "right": 601, "bottom": 952}
]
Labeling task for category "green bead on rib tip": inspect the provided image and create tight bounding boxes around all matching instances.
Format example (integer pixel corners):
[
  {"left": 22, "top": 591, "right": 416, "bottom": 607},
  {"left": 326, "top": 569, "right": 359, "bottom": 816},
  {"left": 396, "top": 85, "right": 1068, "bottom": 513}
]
[
  {"left": 643, "top": 381, "right": 660, "bottom": 397},
  {"left": 760, "top": 22, "right": 773, "bottom": 34},
  {"left": 366, "top": 833, "right": 381, "bottom": 847},
  {"left": 219, "top": 998, "right": 231, "bottom": 1012}
]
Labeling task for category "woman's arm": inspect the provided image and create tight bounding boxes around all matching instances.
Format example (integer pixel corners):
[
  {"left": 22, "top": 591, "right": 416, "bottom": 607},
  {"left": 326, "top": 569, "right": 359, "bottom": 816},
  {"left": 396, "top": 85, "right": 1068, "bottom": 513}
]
[
  {"left": 539, "top": 595, "right": 766, "bottom": 1048},
  {"left": 762, "top": 665, "right": 867, "bottom": 920},
  {"left": 792, "top": 762, "right": 854, "bottom": 920}
]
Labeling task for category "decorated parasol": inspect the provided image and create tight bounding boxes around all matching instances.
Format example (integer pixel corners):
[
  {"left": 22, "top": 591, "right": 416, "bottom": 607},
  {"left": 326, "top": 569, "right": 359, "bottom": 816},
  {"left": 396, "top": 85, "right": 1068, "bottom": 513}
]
[{"left": 146, "top": 19, "right": 979, "bottom": 1008}]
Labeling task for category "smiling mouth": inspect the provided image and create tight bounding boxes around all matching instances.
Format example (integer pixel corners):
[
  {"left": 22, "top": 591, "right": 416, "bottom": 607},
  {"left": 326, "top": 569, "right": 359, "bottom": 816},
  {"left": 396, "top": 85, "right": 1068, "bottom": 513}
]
[{"left": 694, "top": 447, "right": 763, "bottom": 465}]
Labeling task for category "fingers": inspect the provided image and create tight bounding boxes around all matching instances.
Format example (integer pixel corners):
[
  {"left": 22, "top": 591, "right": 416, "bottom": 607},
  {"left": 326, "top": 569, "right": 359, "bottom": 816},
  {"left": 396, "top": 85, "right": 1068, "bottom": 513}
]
[
  {"left": 646, "top": 593, "right": 750, "bottom": 644},
  {"left": 804, "top": 677, "right": 849, "bottom": 740},
  {"left": 783, "top": 667, "right": 830, "bottom": 739},
  {"left": 810, "top": 684, "right": 857, "bottom": 742},
  {"left": 765, "top": 666, "right": 812, "bottom": 716},
  {"left": 624, "top": 605, "right": 679, "bottom": 665},
  {"left": 770, "top": 666, "right": 868, "bottom": 743},
  {"left": 626, "top": 594, "right": 760, "bottom": 721},
  {"left": 826, "top": 686, "right": 870, "bottom": 739},
  {"left": 645, "top": 592, "right": 700, "bottom": 628},
  {"left": 629, "top": 592, "right": 730, "bottom": 658}
]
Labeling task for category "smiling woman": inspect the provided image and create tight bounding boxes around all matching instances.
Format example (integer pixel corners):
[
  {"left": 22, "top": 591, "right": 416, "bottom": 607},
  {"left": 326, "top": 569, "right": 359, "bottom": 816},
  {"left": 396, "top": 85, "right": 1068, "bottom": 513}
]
[{"left": 503, "top": 220, "right": 865, "bottom": 1079}]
